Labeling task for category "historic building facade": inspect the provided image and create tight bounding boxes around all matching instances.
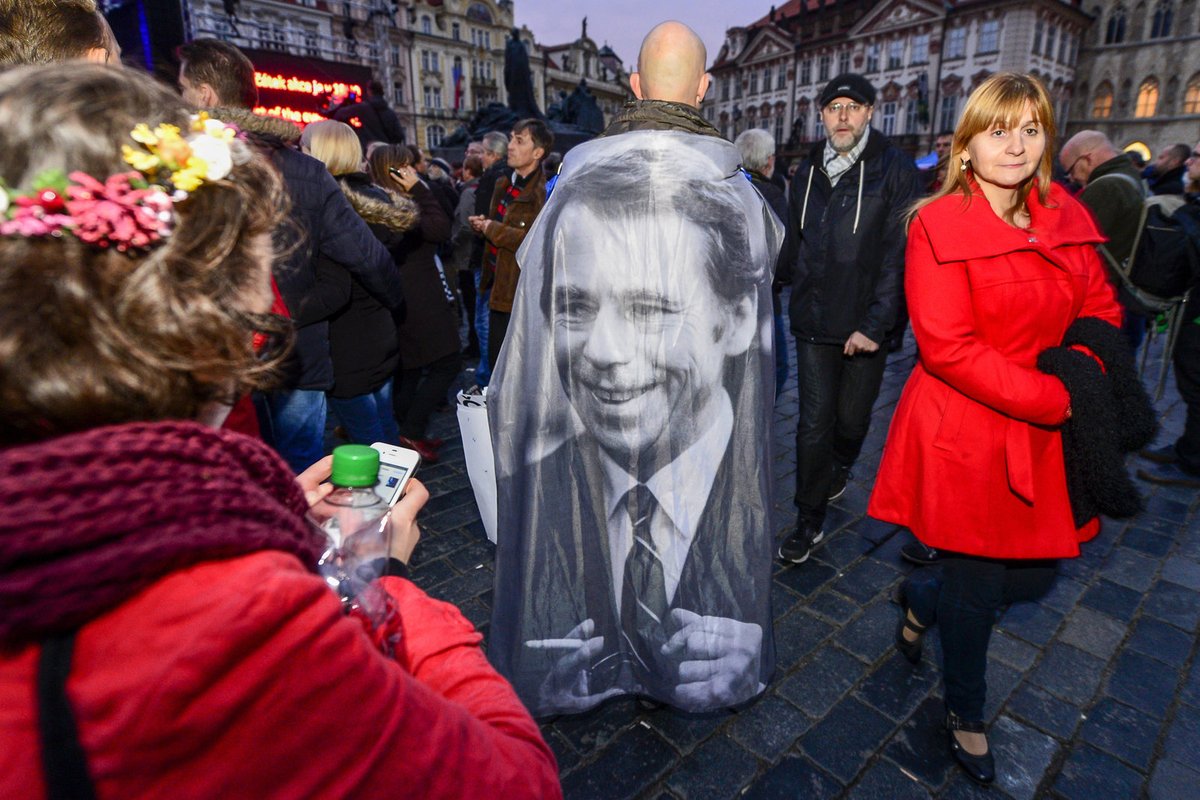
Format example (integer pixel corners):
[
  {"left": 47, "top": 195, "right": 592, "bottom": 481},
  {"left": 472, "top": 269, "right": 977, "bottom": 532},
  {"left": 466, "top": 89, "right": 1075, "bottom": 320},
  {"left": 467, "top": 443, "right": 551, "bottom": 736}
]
[
  {"left": 704, "top": 0, "right": 1091, "bottom": 158},
  {"left": 184, "top": 0, "right": 413, "bottom": 134},
  {"left": 1068, "top": 0, "right": 1200, "bottom": 158},
  {"left": 407, "top": 0, "right": 548, "bottom": 151},
  {"left": 540, "top": 20, "right": 633, "bottom": 128}
]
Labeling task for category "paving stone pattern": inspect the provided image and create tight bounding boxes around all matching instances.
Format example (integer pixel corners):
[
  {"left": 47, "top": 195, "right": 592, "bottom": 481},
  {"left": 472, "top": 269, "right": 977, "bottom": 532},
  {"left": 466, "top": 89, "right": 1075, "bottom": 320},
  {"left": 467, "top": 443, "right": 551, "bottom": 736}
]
[{"left": 401, "top": 322, "right": 1200, "bottom": 799}]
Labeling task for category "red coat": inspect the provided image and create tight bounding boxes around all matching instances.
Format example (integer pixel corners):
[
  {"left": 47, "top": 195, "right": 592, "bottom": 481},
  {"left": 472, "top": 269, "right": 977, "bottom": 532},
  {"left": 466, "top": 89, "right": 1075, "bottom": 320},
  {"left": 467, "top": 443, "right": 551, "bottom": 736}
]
[
  {"left": 868, "top": 182, "right": 1122, "bottom": 559},
  {"left": 0, "top": 552, "right": 561, "bottom": 799}
]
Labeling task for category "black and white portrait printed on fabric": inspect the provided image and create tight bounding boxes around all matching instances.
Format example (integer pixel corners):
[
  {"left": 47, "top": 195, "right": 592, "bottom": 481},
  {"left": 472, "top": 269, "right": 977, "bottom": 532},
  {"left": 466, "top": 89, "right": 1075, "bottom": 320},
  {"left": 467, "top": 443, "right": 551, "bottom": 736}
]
[{"left": 488, "top": 130, "right": 783, "bottom": 716}]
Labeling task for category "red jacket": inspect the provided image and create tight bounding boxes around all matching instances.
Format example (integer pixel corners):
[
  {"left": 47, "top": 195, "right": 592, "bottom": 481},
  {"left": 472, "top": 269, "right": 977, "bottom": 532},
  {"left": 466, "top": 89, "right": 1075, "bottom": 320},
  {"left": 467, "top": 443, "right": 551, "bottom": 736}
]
[
  {"left": 0, "top": 552, "right": 561, "bottom": 799},
  {"left": 868, "top": 182, "right": 1122, "bottom": 559}
]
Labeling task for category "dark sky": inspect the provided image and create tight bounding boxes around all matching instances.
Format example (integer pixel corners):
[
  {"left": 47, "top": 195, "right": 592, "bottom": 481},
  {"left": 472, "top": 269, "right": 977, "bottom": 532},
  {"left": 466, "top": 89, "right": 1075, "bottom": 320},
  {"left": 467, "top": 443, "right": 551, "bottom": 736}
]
[{"left": 515, "top": 1, "right": 762, "bottom": 73}]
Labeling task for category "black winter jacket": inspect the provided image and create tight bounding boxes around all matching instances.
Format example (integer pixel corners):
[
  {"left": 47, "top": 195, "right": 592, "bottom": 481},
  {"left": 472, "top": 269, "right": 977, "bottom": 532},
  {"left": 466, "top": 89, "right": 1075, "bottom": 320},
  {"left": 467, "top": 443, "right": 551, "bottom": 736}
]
[
  {"left": 777, "top": 129, "right": 921, "bottom": 345},
  {"left": 208, "top": 108, "right": 406, "bottom": 391},
  {"left": 315, "top": 173, "right": 418, "bottom": 398}
]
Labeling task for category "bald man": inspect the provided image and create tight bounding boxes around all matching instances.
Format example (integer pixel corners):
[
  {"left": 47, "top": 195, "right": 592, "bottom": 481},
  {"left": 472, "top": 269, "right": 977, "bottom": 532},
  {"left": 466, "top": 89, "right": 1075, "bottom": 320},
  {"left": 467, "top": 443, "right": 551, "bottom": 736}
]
[
  {"left": 603, "top": 20, "right": 714, "bottom": 134},
  {"left": 1060, "top": 130, "right": 1147, "bottom": 347}
]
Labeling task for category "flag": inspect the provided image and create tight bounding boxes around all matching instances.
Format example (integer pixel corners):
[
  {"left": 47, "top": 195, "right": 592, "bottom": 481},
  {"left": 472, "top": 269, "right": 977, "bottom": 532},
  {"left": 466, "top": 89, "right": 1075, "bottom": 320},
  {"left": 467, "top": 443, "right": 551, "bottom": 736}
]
[{"left": 452, "top": 62, "right": 464, "bottom": 110}]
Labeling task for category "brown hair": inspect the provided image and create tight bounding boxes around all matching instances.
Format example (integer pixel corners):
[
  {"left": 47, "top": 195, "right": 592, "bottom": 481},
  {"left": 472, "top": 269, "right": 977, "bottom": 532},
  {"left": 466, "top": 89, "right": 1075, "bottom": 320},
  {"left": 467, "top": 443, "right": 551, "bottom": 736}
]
[
  {"left": 513, "top": 118, "right": 554, "bottom": 159},
  {"left": 177, "top": 38, "right": 259, "bottom": 109},
  {"left": 0, "top": 63, "right": 289, "bottom": 444},
  {"left": 367, "top": 144, "right": 414, "bottom": 188},
  {"left": 462, "top": 155, "right": 484, "bottom": 179},
  {"left": 910, "top": 72, "right": 1057, "bottom": 226},
  {"left": 0, "top": 0, "right": 115, "bottom": 66}
]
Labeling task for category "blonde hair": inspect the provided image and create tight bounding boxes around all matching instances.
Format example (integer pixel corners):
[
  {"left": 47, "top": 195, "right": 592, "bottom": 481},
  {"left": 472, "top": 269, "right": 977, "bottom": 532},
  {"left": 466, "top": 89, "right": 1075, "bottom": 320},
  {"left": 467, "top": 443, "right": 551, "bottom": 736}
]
[
  {"left": 299, "top": 120, "right": 363, "bottom": 176},
  {"left": 910, "top": 72, "right": 1057, "bottom": 226}
]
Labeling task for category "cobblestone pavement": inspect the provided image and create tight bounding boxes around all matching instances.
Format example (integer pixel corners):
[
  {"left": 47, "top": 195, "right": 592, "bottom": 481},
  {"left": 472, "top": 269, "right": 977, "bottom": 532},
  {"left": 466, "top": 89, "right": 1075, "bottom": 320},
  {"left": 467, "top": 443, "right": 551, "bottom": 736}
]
[{"left": 407, "top": 328, "right": 1200, "bottom": 800}]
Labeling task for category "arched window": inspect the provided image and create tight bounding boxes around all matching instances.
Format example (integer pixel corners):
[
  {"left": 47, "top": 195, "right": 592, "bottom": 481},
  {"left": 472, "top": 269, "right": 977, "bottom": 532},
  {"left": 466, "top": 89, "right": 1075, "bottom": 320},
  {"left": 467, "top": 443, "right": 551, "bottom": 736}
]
[
  {"left": 1135, "top": 78, "right": 1159, "bottom": 116},
  {"left": 421, "top": 15, "right": 432, "bottom": 35},
  {"left": 1106, "top": 5, "right": 1127, "bottom": 42},
  {"left": 1092, "top": 83, "right": 1114, "bottom": 117},
  {"left": 1150, "top": 0, "right": 1175, "bottom": 37},
  {"left": 1166, "top": 75, "right": 1180, "bottom": 113},
  {"left": 1184, "top": 75, "right": 1200, "bottom": 113}
]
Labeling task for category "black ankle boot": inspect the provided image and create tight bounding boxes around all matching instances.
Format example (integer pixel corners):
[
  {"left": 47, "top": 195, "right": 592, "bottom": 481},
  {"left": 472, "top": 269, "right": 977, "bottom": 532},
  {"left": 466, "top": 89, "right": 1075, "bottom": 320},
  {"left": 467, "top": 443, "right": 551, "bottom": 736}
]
[{"left": 945, "top": 710, "right": 995, "bottom": 785}]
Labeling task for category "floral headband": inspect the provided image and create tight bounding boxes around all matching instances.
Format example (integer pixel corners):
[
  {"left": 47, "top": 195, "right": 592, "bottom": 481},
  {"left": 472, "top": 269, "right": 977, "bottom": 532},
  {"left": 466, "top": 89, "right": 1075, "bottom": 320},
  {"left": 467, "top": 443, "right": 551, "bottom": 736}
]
[{"left": 0, "top": 113, "right": 238, "bottom": 252}]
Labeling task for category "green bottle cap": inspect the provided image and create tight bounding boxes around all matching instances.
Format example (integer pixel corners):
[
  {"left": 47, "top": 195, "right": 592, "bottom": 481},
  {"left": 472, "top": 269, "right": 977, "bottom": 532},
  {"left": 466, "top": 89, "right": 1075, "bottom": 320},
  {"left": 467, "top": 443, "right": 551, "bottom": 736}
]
[{"left": 329, "top": 444, "right": 380, "bottom": 487}]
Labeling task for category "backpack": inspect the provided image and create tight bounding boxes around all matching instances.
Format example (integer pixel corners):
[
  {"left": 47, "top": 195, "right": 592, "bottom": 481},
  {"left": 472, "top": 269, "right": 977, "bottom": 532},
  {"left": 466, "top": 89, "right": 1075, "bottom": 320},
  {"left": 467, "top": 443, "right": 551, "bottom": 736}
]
[{"left": 1091, "top": 174, "right": 1200, "bottom": 314}]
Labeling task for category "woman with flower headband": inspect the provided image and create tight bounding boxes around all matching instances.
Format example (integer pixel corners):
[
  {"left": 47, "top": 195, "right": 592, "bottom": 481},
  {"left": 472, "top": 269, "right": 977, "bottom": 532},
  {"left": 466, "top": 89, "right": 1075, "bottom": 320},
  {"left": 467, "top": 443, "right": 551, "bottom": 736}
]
[{"left": 0, "top": 64, "right": 560, "bottom": 799}]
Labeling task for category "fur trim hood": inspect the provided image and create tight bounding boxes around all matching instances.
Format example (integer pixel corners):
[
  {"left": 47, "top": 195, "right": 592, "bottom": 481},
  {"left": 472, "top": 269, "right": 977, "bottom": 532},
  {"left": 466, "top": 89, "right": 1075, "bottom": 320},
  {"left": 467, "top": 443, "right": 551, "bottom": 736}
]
[
  {"left": 338, "top": 175, "right": 419, "bottom": 233},
  {"left": 206, "top": 107, "right": 302, "bottom": 144}
]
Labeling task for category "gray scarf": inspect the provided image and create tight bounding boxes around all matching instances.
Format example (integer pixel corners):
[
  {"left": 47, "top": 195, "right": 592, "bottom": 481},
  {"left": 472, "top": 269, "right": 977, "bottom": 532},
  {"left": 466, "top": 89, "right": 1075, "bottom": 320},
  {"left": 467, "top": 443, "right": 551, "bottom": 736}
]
[{"left": 823, "top": 128, "right": 870, "bottom": 187}]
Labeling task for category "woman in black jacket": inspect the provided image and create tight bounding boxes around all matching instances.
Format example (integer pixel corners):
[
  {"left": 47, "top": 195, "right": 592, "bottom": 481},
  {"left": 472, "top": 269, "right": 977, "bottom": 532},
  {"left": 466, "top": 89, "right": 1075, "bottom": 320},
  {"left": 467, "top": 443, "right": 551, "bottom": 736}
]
[
  {"left": 368, "top": 145, "right": 463, "bottom": 463},
  {"left": 300, "top": 121, "right": 417, "bottom": 445}
]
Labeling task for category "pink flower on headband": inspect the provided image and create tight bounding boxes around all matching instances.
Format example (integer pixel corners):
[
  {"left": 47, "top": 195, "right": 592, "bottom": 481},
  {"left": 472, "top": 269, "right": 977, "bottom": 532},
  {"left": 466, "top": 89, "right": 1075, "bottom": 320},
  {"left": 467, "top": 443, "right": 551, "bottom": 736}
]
[
  {"left": 0, "top": 208, "right": 72, "bottom": 237},
  {"left": 65, "top": 171, "right": 174, "bottom": 251}
]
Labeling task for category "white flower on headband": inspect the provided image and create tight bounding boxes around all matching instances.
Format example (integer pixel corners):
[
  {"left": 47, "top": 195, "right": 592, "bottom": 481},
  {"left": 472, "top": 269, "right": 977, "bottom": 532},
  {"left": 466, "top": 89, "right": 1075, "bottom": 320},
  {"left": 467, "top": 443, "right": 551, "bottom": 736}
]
[
  {"left": 0, "top": 189, "right": 8, "bottom": 215},
  {"left": 187, "top": 132, "right": 233, "bottom": 183}
]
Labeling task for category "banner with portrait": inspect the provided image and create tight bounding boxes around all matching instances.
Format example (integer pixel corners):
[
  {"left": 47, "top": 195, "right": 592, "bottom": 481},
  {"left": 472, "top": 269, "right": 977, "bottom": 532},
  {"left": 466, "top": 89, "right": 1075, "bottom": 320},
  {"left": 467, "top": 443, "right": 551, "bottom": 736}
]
[{"left": 488, "top": 130, "right": 783, "bottom": 716}]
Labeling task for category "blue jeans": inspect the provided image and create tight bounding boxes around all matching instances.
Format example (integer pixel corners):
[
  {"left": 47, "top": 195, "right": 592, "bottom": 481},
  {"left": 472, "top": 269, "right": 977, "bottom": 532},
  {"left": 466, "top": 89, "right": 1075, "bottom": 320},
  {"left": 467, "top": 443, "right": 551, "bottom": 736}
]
[
  {"left": 474, "top": 271, "right": 492, "bottom": 387},
  {"left": 328, "top": 382, "right": 400, "bottom": 446},
  {"left": 773, "top": 310, "right": 789, "bottom": 398},
  {"left": 253, "top": 389, "right": 327, "bottom": 474}
]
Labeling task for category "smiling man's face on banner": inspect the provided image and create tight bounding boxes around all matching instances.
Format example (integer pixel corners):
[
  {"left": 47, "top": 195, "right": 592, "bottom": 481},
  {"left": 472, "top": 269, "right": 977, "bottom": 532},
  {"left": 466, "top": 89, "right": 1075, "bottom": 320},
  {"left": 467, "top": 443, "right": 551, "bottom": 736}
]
[{"left": 551, "top": 205, "right": 755, "bottom": 463}]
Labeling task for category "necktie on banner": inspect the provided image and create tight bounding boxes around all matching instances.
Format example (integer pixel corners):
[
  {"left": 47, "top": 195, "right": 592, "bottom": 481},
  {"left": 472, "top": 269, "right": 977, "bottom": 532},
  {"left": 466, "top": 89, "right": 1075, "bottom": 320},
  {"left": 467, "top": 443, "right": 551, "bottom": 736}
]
[{"left": 619, "top": 484, "right": 668, "bottom": 673}]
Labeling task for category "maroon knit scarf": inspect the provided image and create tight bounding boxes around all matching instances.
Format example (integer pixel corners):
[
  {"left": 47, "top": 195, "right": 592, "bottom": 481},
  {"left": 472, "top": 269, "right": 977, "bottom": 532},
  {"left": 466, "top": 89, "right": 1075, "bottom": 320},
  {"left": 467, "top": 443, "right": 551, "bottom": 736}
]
[{"left": 0, "top": 420, "right": 326, "bottom": 646}]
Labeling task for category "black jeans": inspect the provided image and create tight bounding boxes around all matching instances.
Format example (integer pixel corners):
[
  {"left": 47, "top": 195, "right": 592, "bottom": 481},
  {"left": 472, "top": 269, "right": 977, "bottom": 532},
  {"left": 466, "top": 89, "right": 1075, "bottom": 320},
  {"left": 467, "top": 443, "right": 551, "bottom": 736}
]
[
  {"left": 939, "top": 554, "right": 1057, "bottom": 721},
  {"left": 1172, "top": 294, "right": 1200, "bottom": 473},
  {"left": 793, "top": 340, "right": 888, "bottom": 527},
  {"left": 488, "top": 309, "right": 512, "bottom": 373},
  {"left": 458, "top": 268, "right": 478, "bottom": 352},
  {"left": 393, "top": 351, "right": 463, "bottom": 440}
]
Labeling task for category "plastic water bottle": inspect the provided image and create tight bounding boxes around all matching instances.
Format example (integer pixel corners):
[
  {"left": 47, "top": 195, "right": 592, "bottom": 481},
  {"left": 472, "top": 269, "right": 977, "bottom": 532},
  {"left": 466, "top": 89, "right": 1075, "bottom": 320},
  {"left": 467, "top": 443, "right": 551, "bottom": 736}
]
[{"left": 319, "top": 445, "right": 390, "bottom": 601}]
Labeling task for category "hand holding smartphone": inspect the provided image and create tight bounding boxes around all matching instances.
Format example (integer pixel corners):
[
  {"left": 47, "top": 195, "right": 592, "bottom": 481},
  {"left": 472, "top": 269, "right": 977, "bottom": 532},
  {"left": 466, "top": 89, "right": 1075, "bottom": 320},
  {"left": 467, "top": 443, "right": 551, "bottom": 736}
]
[
  {"left": 370, "top": 442, "right": 421, "bottom": 506},
  {"left": 388, "top": 165, "right": 419, "bottom": 192}
]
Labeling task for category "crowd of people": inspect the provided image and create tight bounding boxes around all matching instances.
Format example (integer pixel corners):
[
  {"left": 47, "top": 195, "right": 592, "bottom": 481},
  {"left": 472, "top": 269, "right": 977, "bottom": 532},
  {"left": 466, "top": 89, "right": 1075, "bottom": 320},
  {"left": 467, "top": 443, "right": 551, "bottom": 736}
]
[{"left": 1, "top": 0, "right": 1198, "bottom": 796}]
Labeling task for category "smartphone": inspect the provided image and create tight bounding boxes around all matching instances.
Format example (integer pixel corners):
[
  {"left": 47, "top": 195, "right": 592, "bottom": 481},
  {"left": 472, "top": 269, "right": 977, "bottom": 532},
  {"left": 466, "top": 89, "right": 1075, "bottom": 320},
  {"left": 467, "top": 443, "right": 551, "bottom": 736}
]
[
  {"left": 388, "top": 166, "right": 404, "bottom": 177},
  {"left": 370, "top": 442, "right": 421, "bottom": 506}
]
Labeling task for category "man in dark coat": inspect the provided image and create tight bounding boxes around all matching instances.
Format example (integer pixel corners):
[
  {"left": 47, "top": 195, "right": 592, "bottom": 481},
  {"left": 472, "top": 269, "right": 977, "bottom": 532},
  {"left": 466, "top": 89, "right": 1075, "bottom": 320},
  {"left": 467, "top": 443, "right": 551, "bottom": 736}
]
[
  {"left": 735, "top": 128, "right": 789, "bottom": 399},
  {"left": 1061, "top": 130, "right": 1150, "bottom": 348},
  {"left": 331, "top": 80, "right": 406, "bottom": 150},
  {"left": 1139, "top": 141, "right": 1200, "bottom": 488},
  {"left": 776, "top": 73, "right": 921, "bottom": 563},
  {"left": 1144, "top": 143, "right": 1190, "bottom": 196},
  {"left": 468, "top": 131, "right": 510, "bottom": 388},
  {"left": 178, "top": 40, "right": 403, "bottom": 472}
]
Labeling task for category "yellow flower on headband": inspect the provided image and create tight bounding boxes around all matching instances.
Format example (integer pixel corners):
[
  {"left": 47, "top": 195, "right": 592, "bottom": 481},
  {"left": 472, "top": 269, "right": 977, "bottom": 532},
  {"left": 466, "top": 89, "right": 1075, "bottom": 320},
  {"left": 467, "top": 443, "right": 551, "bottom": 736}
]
[
  {"left": 121, "top": 144, "right": 160, "bottom": 174},
  {"left": 121, "top": 114, "right": 236, "bottom": 196},
  {"left": 171, "top": 161, "right": 207, "bottom": 193}
]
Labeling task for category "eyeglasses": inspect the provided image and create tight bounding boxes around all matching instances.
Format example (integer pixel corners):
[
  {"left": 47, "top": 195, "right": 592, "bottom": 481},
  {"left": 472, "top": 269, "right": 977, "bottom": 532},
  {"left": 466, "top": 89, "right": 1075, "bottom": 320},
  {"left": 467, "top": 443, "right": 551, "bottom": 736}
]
[
  {"left": 823, "top": 102, "right": 867, "bottom": 116},
  {"left": 1065, "top": 151, "right": 1091, "bottom": 178}
]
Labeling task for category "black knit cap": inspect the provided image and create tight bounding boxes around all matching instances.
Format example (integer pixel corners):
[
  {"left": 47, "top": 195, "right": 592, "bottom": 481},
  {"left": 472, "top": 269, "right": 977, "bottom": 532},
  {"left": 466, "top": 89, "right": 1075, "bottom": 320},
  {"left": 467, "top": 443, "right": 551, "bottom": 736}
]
[{"left": 818, "top": 73, "right": 877, "bottom": 107}]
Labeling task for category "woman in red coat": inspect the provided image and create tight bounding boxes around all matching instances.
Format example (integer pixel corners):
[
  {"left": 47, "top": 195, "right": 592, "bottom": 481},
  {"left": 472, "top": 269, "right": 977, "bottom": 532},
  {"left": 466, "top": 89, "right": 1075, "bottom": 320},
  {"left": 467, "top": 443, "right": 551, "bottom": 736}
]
[
  {"left": 868, "top": 73, "right": 1122, "bottom": 785},
  {"left": 0, "top": 65, "right": 559, "bottom": 799}
]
